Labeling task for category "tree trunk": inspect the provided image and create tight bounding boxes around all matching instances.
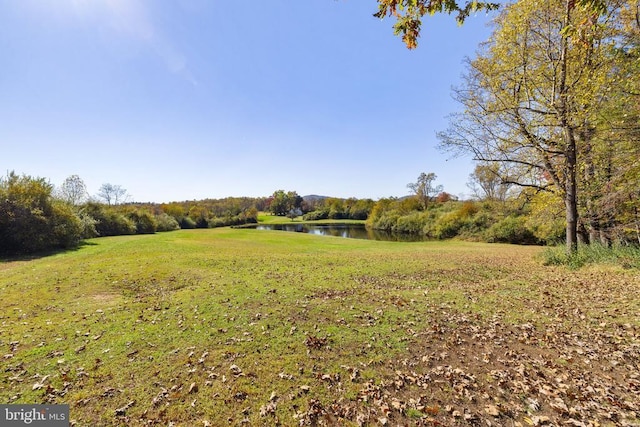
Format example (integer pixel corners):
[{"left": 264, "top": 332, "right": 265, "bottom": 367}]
[
  {"left": 559, "top": 0, "right": 579, "bottom": 254},
  {"left": 578, "top": 222, "right": 590, "bottom": 245},
  {"left": 582, "top": 134, "right": 600, "bottom": 244},
  {"left": 565, "top": 136, "right": 579, "bottom": 253}
]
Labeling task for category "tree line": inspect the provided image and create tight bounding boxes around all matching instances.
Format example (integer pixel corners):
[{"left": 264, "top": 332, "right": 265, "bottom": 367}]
[
  {"left": 366, "top": 171, "right": 546, "bottom": 244},
  {"left": 367, "top": 165, "right": 640, "bottom": 247},
  {"left": 3, "top": 167, "right": 638, "bottom": 256},
  {"left": 377, "top": 0, "right": 640, "bottom": 253},
  {"left": 0, "top": 173, "right": 262, "bottom": 254},
  {"left": 0, "top": 173, "right": 375, "bottom": 255}
]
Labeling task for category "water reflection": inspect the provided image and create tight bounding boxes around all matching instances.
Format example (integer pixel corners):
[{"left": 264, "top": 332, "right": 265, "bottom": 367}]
[{"left": 251, "top": 224, "right": 427, "bottom": 242}]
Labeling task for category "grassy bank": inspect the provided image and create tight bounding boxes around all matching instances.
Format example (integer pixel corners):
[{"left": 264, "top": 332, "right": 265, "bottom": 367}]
[
  {"left": 255, "top": 212, "right": 365, "bottom": 225},
  {"left": 542, "top": 243, "right": 640, "bottom": 270},
  {"left": 1, "top": 229, "right": 638, "bottom": 426}
]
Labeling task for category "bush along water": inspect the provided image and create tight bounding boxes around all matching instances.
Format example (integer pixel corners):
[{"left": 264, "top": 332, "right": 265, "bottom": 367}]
[{"left": 367, "top": 197, "right": 556, "bottom": 245}]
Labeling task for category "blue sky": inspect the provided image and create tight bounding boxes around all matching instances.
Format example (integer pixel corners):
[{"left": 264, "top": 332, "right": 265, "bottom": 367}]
[{"left": 1, "top": 0, "right": 497, "bottom": 203}]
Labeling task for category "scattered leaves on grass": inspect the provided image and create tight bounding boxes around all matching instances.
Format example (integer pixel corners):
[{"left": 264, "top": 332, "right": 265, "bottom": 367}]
[
  {"left": 114, "top": 400, "right": 135, "bottom": 416},
  {"left": 304, "top": 335, "right": 328, "bottom": 350},
  {"left": 2, "top": 235, "right": 638, "bottom": 426}
]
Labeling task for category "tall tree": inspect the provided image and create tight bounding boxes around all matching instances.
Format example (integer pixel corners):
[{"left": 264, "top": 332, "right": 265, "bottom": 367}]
[
  {"left": 268, "top": 190, "right": 303, "bottom": 216},
  {"left": 97, "top": 183, "right": 129, "bottom": 206},
  {"left": 467, "top": 163, "right": 511, "bottom": 201},
  {"left": 407, "top": 172, "right": 442, "bottom": 209},
  {"left": 438, "top": 0, "right": 625, "bottom": 252},
  {"left": 57, "top": 175, "right": 88, "bottom": 206}
]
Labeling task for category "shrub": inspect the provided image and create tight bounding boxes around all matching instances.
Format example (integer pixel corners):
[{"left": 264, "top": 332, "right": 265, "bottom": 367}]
[
  {"left": 328, "top": 207, "right": 346, "bottom": 219},
  {"left": 0, "top": 200, "right": 47, "bottom": 253},
  {"left": 433, "top": 211, "right": 465, "bottom": 239},
  {"left": 208, "top": 217, "right": 226, "bottom": 228},
  {"left": 155, "top": 213, "right": 180, "bottom": 232},
  {"left": 211, "top": 212, "right": 260, "bottom": 228},
  {"left": 367, "top": 198, "right": 394, "bottom": 228},
  {"left": 84, "top": 203, "right": 136, "bottom": 236},
  {"left": 394, "top": 212, "right": 427, "bottom": 234},
  {"left": 459, "top": 201, "right": 479, "bottom": 217},
  {"left": 430, "top": 202, "right": 483, "bottom": 240},
  {"left": 485, "top": 216, "right": 538, "bottom": 244},
  {"left": 0, "top": 172, "right": 83, "bottom": 254},
  {"left": 49, "top": 200, "right": 84, "bottom": 248},
  {"left": 195, "top": 216, "right": 209, "bottom": 229},
  {"left": 456, "top": 211, "right": 494, "bottom": 240},
  {"left": 242, "top": 207, "right": 259, "bottom": 223},
  {"left": 373, "top": 211, "right": 401, "bottom": 231},
  {"left": 527, "top": 216, "right": 565, "bottom": 245},
  {"left": 348, "top": 199, "right": 373, "bottom": 220},
  {"left": 397, "top": 197, "right": 422, "bottom": 214},
  {"left": 303, "top": 209, "right": 329, "bottom": 221},
  {"left": 128, "top": 210, "right": 157, "bottom": 234},
  {"left": 104, "top": 213, "right": 136, "bottom": 236},
  {"left": 0, "top": 175, "right": 49, "bottom": 253},
  {"left": 179, "top": 216, "right": 197, "bottom": 229},
  {"left": 78, "top": 209, "right": 99, "bottom": 238}
]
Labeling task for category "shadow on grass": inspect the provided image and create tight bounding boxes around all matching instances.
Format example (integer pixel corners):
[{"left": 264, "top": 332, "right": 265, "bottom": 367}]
[{"left": 0, "top": 241, "right": 98, "bottom": 263}]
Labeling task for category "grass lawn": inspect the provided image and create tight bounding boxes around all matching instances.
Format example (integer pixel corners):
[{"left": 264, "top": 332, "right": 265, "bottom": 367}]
[{"left": 1, "top": 228, "right": 638, "bottom": 426}]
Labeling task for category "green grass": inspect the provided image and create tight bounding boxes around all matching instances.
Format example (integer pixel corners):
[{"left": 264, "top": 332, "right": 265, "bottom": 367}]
[
  {"left": 257, "top": 212, "right": 289, "bottom": 223},
  {"left": 1, "top": 229, "right": 638, "bottom": 426},
  {"left": 256, "top": 212, "right": 365, "bottom": 225}
]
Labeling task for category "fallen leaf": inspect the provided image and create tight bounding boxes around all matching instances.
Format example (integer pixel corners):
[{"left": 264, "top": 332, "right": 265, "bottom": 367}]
[
  {"left": 114, "top": 400, "right": 135, "bottom": 416},
  {"left": 485, "top": 404, "right": 500, "bottom": 416}
]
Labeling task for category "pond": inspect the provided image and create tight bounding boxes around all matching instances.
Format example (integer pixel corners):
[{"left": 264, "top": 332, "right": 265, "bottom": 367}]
[{"left": 249, "top": 223, "right": 429, "bottom": 242}]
